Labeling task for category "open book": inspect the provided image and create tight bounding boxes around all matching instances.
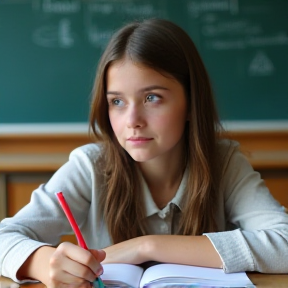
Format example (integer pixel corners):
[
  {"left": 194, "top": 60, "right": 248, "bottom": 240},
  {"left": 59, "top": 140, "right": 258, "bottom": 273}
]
[{"left": 100, "top": 263, "right": 255, "bottom": 288}]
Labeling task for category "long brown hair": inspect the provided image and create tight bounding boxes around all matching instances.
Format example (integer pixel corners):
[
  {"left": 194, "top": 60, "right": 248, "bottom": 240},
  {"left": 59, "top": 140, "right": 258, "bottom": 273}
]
[{"left": 89, "top": 18, "right": 223, "bottom": 243}]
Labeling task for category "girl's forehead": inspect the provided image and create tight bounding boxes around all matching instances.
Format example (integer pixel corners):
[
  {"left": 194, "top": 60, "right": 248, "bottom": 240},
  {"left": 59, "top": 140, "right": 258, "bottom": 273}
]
[
  {"left": 109, "top": 58, "right": 146, "bottom": 70},
  {"left": 106, "top": 59, "right": 186, "bottom": 99},
  {"left": 107, "top": 58, "right": 175, "bottom": 82}
]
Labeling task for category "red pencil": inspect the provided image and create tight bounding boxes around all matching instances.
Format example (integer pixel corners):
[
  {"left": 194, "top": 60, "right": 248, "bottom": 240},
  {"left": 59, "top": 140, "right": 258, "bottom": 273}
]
[
  {"left": 55, "top": 191, "right": 105, "bottom": 288},
  {"left": 56, "top": 191, "right": 88, "bottom": 249}
]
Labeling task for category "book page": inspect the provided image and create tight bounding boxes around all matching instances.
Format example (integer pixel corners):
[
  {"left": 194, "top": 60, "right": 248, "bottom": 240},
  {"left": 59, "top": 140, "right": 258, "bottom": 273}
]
[
  {"left": 139, "top": 264, "right": 254, "bottom": 288},
  {"left": 102, "top": 263, "right": 144, "bottom": 288}
]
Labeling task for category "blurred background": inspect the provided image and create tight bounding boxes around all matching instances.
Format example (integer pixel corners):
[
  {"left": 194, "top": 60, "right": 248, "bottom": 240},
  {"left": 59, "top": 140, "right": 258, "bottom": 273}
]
[{"left": 0, "top": 0, "right": 287, "bottom": 233}]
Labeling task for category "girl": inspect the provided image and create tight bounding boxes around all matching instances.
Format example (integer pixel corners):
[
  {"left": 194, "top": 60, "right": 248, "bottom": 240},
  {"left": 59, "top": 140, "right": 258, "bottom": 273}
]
[{"left": 1, "top": 18, "right": 288, "bottom": 288}]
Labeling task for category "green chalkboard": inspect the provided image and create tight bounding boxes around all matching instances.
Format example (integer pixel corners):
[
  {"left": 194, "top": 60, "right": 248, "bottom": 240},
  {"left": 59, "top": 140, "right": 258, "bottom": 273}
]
[{"left": 0, "top": 0, "right": 288, "bottom": 123}]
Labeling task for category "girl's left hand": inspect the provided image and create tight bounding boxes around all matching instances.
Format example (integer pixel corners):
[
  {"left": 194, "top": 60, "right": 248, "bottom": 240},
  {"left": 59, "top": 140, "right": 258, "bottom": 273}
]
[{"left": 102, "top": 236, "right": 151, "bottom": 264}]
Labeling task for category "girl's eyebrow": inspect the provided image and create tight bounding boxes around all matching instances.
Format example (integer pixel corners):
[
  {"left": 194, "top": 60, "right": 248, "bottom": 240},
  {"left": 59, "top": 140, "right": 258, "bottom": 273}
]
[
  {"left": 106, "top": 85, "right": 169, "bottom": 96},
  {"left": 140, "top": 85, "right": 169, "bottom": 92},
  {"left": 106, "top": 91, "right": 121, "bottom": 96}
]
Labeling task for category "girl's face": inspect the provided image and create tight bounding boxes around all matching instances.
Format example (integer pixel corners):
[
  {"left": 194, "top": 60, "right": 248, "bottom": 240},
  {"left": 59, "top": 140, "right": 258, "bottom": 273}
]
[{"left": 106, "top": 59, "right": 188, "bottom": 163}]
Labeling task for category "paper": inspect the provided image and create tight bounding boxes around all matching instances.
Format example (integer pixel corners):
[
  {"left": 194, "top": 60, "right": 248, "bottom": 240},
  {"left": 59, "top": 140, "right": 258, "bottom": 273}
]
[
  {"left": 100, "top": 263, "right": 255, "bottom": 288},
  {"left": 140, "top": 264, "right": 255, "bottom": 288}
]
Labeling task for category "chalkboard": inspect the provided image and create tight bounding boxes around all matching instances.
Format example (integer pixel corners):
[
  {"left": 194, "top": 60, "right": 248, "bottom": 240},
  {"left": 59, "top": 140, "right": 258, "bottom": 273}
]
[{"left": 1, "top": 0, "right": 288, "bottom": 123}]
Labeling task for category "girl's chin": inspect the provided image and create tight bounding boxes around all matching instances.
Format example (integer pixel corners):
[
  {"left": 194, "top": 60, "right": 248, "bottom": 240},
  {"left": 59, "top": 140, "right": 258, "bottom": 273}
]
[{"left": 128, "top": 152, "right": 157, "bottom": 163}]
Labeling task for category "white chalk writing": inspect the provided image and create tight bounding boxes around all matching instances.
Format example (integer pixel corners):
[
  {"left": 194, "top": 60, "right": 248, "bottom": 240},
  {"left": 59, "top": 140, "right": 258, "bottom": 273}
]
[
  {"left": 249, "top": 51, "right": 274, "bottom": 76},
  {"left": 32, "top": 18, "right": 75, "bottom": 48},
  {"left": 42, "top": 0, "right": 80, "bottom": 14}
]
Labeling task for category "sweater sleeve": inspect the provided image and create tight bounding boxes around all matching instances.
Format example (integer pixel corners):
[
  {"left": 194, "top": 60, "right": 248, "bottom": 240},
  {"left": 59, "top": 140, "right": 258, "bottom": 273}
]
[
  {"left": 0, "top": 144, "right": 99, "bottom": 283},
  {"left": 204, "top": 144, "right": 288, "bottom": 273}
]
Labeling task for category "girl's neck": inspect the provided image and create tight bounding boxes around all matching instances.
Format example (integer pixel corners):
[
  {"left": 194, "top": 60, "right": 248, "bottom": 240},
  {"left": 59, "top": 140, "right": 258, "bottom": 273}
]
[
  {"left": 138, "top": 144, "right": 186, "bottom": 208},
  {"left": 138, "top": 138, "right": 186, "bottom": 187},
  {"left": 140, "top": 160, "right": 185, "bottom": 189},
  {"left": 140, "top": 160, "right": 186, "bottom": 209}
]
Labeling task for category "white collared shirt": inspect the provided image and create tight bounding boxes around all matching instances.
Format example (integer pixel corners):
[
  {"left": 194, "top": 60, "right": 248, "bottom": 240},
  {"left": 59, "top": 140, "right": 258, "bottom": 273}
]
[{"left": 142, "top": 167, "right": 187, "bottom": 235}]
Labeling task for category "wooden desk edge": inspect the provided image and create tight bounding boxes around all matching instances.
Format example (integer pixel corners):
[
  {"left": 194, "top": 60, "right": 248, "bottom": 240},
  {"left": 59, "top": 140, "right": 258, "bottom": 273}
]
[
  {"left": 248, "top": 272, "right": 288, "bottom": 287},
  {"left": 1, "top": 273, "right": 288, "bottom": 287}
]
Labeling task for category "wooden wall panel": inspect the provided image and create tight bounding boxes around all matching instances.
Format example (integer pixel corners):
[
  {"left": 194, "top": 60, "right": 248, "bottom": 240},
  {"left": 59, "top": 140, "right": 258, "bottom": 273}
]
[
  {"left": 7, "top": 181, "right": 41, "bottom": 217},
  {"left": 259, "top": 169, "right": 288, "bottom": 208},
  {"left": 6, "top": 174, "right": 77, "bottom": 244}
]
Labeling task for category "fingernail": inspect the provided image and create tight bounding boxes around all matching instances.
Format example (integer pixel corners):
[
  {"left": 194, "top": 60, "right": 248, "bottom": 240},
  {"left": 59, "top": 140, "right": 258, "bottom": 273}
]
[
  {"left": 99, "top": 249, "right": 106, "bottom": 256},
  {"left": 96, "top": 267, "right": 103, "bottom": 276}
]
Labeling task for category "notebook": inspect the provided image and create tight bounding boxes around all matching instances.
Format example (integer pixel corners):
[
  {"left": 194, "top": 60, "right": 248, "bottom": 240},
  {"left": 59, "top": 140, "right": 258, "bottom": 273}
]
[{"left": 100, "top": 263, "right": 255, "bottom": 288}]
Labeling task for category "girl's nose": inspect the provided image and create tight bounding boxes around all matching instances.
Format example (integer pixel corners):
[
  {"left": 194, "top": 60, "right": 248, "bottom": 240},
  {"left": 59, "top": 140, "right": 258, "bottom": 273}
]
[{"left": 126, "top": 104, "right": 146, "bottom": 129}]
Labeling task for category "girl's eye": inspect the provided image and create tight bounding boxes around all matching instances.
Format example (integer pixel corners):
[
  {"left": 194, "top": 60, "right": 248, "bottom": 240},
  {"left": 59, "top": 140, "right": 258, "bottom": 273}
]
[
  {"left": 110, "top": 98, "right": 125, "bottom": 106},
  {"left": 146, "top": 94, "right": 160, "bottom": 103}
]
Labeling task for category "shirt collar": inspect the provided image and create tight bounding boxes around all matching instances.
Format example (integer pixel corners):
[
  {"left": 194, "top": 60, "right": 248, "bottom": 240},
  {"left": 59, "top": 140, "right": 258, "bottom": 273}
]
[{"left": 142, "top": 167, "right": 188, "bottom": 217}]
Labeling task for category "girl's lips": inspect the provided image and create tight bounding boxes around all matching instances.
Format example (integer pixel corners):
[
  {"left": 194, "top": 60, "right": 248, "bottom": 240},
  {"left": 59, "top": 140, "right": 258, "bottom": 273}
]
[
  {"left": 128, "top": 137, "right": 153, "bottom": 140},
  {"left": 127, "top": 137, "right": 153, "bottom": 144}
]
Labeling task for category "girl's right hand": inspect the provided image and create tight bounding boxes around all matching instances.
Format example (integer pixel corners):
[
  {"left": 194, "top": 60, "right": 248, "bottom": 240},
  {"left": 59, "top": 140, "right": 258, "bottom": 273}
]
[{"left": 47, "top": 242, "right": 105, "bottom": 288}]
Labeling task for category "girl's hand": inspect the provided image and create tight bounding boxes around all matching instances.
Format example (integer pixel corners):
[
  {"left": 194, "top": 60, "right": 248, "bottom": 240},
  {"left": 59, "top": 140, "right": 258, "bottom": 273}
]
[
  {"left": 103, "top": 236, "right": 151, "bottom": 264},
  {"left": 47, "top": 242, "right": 105, "bottom": 288}
]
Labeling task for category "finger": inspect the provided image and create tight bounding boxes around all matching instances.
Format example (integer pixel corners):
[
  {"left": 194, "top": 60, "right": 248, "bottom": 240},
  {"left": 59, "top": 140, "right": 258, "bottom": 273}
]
[
  {"left": 63, "top": 259, "right": 97, "bottom": 283},
  {"left": 51, "top": 245, "right": 97, "bottom": 282},
  {"left": 56, "top": 243, "right": 102, "bottom": 278},
  {"left": 50, "top": 256, "right": 95, "bottom": 283},
  {"left": 89, "top": 250, "right": 105, "bottom": 276},
  {"left": 90, "top": 249, "right": 106, "bottom": 262},
  {"left": 49, "top": 269, "right": 90, "bottom": 288}
]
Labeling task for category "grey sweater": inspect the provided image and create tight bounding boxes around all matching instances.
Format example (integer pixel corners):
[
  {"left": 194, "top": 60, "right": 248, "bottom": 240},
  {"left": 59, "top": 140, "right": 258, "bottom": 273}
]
[{"left": 1, "top": 140, "right": 288, "bottom": 283}]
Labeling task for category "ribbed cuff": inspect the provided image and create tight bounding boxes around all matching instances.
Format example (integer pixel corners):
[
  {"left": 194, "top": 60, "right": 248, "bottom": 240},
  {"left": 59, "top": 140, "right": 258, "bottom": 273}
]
[
  {"left": 204, "top": 229, "right": 255, "bottom": 273},
  {"left": 2, "top": 238, "right": 51, "bottom": 283}
]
